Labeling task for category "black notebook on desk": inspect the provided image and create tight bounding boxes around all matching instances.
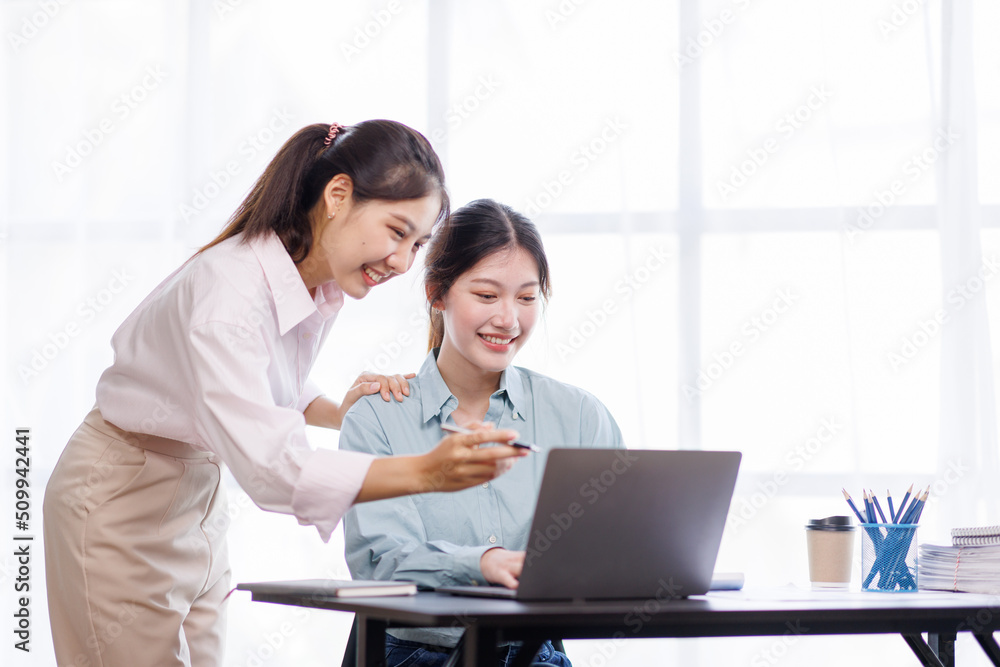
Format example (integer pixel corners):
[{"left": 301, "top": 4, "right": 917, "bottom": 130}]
[{"left": 438, "top": 449, "right": 741, "bottom": 602}]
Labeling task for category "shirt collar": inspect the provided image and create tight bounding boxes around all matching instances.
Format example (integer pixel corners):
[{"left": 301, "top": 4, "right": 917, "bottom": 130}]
[
  {"left": 418, "top": 351, "right": 454, "bottom": 424},
  {"left": 499, "top": 363, "right": 526, "bottom": 418},
  {"left": 418, "top": 349, "right": 527, "bottom": 424},
  {"left": 249, "top": 231, "right": 344, "bottom": 335}
]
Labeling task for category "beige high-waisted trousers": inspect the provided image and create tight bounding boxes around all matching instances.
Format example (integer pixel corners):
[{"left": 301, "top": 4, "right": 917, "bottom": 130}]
[{"left": 43, "top": 406, "right": 230, "bottom": 667}]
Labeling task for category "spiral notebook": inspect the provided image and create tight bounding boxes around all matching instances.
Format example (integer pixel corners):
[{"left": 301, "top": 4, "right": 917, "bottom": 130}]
[{"left": 951, "top": 525, "right": 1000, "bottom": 547}]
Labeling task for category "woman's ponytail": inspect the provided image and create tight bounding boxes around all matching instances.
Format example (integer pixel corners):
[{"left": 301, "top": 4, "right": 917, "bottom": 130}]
[
  {"left": 428, "top": 308, "right": 445, "bottom": 350},
  {"left": 199, "top": 120, "right": 448, "bottom": 263}
]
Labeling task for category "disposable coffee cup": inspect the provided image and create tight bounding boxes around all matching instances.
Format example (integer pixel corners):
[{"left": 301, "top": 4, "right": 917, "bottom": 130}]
[{"left": 805, "top": 516, "right": 856, "bottom": 590}]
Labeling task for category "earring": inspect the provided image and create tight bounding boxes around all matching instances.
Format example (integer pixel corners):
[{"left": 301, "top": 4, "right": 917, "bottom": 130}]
[{"left": 327, "top": 213, "right": 333, "bottom": 219}]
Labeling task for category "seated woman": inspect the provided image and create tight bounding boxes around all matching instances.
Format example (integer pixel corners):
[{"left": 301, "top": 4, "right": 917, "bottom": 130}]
[{"left": 340, "top": 199, "right": 624, "bottom": 667}]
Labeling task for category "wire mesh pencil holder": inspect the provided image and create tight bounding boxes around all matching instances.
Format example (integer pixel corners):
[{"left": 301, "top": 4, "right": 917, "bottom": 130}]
[{"left": 860, "top": 523, "right": 918, "bottom": 592}]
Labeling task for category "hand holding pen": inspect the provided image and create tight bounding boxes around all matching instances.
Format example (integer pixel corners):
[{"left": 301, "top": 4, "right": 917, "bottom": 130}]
[
  {"left": 357, "top": 423, "right": 527, "bottom": 500},
  {"left": 441, "top": 421, "right": 541, "bottom": 452}
]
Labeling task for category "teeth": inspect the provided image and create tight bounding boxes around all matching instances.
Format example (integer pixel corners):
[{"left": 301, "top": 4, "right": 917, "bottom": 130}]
[
  {"left": 482, "top": 335, "right": 513, "bottom": 345},
  {"left": 364, "top": 267, "right": 383, "bottom": 283}
]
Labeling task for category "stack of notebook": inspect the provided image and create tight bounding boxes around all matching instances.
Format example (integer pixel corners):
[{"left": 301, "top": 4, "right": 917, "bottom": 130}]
[
  {"left": 951, "top": 526, "right": 1000, "bottom": 546},
  {"left": 919, "top": 525, "right": 1000, "bottom": 594}
]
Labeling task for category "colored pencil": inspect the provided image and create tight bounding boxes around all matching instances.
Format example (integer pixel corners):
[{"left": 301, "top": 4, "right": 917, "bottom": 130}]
[
  {"left": 898, "top": 488, "right": 926, "bottom": 524},
  {"left": 864, "top": 490, "right": 875, "bottom": 523},
  {"left": 893, "top": 484, "right": 913, "bottom": 523},
  {"left": 841, "top": 488, "right": 866, "bottom": 524},
  {"left": 911, "top": 487, "right": 930, "bottom": 523},
  {"left": 870, "top": 490, "right": 888, "bottom": 523},
  {"left": 855, "top": 485, "right": 925, "bottom": 591}
]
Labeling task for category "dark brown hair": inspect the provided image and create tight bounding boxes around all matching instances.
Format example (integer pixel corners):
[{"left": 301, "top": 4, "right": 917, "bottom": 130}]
[
  {"left": 199, "top": 120, "right": 449, "bottom": 262},
  {"left": 425, "top": 199, "right": 551, "bottom": 350}
]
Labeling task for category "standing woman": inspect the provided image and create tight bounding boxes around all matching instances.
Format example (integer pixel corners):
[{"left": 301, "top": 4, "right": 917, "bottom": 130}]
[{"left": 43, "top": 121, "right": 525, "bottom": 667}]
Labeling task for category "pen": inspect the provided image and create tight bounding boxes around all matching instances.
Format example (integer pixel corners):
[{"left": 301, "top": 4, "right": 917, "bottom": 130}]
[
  {"left": 440, "top": 422, "right": 541, "bottom": 452},
  {"left": 887, "top": 489, "right": 895, "bottom": 524}
]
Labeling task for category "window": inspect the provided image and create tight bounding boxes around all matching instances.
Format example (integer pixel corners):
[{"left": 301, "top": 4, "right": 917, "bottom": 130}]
[{"left": 7, "top": 1, "right": 998, "bottom": 664}]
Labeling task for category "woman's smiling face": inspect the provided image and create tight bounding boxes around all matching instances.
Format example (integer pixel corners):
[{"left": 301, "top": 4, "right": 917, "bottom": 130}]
[
  {"left": 437, "top": 246, "right": 541, "bottom": 373},
  {"left": 316, "top": 193, "right": 439, "bottom": 299},
  {"left": 298, "top": 175, "right": 440, "bottom": 298}
]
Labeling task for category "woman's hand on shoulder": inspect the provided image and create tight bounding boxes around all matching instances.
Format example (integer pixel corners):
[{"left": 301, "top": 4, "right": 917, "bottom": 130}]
[
  {"left": 335, "top": 371, "right": 415, "bottom": 426},
  {"left": 354, "top": 371, "right": 415, "bottom": 403}
]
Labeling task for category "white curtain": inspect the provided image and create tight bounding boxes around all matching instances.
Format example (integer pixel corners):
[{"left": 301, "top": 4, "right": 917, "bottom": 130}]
[
  {"left": 3, "top": 1, "right": 999, "bottom": 665},
  {"left": 936, "top": 0, "right": 999, "bottom": 525}
]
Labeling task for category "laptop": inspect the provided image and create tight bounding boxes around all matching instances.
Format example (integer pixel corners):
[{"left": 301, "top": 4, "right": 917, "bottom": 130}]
[{"left": 437, "top": 448, "right": 741, "bottom": 601}]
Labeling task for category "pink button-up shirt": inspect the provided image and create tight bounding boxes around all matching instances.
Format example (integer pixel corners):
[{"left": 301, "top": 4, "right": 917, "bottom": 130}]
[{"left": 96, "top": 231, "right": 374, "bottom": 541}]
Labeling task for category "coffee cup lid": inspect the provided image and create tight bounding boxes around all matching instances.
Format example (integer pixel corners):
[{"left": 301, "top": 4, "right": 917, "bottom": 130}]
[{"left": 806, "top": 515, "right": 855, "bottom": 531}]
